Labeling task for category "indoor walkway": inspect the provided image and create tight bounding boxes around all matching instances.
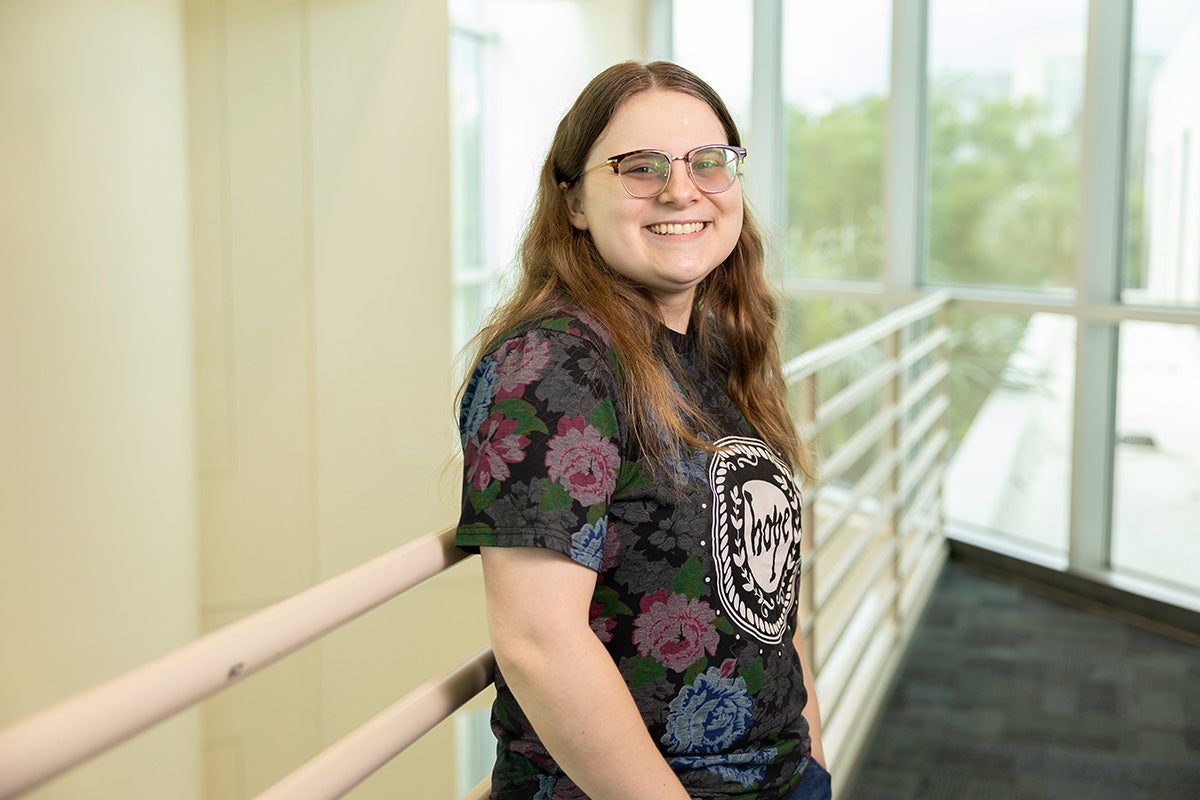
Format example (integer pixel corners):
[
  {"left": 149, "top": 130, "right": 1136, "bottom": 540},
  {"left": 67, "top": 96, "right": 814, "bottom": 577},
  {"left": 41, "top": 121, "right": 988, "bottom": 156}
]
[{"left": 845, "top": 556, "right": 1200, "bottom": 799}]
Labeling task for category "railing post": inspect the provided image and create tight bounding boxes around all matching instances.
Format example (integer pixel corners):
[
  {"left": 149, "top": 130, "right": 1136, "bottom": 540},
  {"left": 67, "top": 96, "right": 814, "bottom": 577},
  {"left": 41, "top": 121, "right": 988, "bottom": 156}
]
[
  {"left": 802, "top": 372, "right": 819, "bottom": 671},
  {"left": 935, "top": 300, "right": 950, "bottom": 538},
  {"left": 886, "top": 327, "right": 903, "bottom": 633}
]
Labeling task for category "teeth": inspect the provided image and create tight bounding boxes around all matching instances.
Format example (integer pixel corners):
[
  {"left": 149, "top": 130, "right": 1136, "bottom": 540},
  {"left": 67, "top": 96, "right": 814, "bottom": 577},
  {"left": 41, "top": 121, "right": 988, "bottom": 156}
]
[{"left": 648, "top": 222, "right": 705, "bottom": 236}]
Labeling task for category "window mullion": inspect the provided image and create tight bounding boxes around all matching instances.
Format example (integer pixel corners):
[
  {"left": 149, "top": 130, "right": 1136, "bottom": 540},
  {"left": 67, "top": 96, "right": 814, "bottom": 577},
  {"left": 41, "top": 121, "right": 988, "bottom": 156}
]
[
  {"left": 1069, "top": 0, "right": 1133, "bottom": 576},
  {"left": 645, "top": 0, "right": 674, "bottom": 60},
  {"left": 749, "top": 0, "right": 784, "bottom": 238},
  {"left": 884, "top": 0, "right": 928, "bottom": 305}
]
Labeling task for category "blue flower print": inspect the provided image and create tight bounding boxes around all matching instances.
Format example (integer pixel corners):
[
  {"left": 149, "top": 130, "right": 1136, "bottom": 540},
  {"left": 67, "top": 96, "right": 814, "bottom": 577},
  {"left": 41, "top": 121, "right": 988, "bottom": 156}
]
[
  {"left": 669, "top": 746, "right": 777, "bottom": 787},
  {"left": 712, "top": 763, "right": 768, "bottom": 786},
  {"left": 533, "top": 776, "right": 555, "bottom": 800},
  {"left": 665, "top": 447, "right": 709, "bottom": 485},
  {"left": 570, "top": 518, "right": 606, "bottom": 570},
  {"left": 662, "top": 667, "right": 753, "bottom": 754},
  {"left": 458, "top": 357, "right": 498, "bottom": 447}
]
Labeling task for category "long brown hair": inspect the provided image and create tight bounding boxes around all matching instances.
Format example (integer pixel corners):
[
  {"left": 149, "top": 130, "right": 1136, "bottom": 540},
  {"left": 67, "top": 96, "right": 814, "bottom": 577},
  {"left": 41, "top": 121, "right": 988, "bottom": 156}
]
[{"left": 460, "top": 60, "right": 814, "bottom": 483}]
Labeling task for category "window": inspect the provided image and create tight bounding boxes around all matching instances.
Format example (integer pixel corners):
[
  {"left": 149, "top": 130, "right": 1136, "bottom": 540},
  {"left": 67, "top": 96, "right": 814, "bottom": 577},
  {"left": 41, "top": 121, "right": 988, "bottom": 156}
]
[
  {"left": 944, "top": 310, "right": 1074, "bottom": 560},
  {"left": 783, "top": 0, "right": 891, "bottom": 281},
  {"left": 1123, "top": 1, "right": 1200, "bottom": 307},
  {"left": 1111, "top": 321, "right": 1200, "bottom": 593},
  {"left": 926, "top": 0, "right": 1087, "bottom": 291},
  {"left": 450, "top": 14, "right": 493, "bottom": 353},
  {"left": 450, "top": 0, "right": 653, "bottom": 354},
  {"left": 671, "top": 0, "right": 753, "bottom": 132}
]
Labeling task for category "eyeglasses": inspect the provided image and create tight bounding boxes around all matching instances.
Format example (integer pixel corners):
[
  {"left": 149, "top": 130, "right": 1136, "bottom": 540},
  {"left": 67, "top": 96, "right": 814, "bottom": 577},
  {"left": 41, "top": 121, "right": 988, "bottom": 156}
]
[{"left": 577, "top": 144, "right": 747, "bottom": 198}]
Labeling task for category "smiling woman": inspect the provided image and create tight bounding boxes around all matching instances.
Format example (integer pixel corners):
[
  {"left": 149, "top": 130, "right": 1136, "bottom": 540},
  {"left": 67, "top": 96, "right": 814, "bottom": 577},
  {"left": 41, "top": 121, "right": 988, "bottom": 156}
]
[{"left": 454, "top": 61, "right": 831, "bottom": 800}]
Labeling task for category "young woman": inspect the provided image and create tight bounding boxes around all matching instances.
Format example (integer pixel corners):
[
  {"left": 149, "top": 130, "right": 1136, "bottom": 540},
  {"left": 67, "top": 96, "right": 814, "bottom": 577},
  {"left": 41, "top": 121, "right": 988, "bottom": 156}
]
[{"left": 456, "top": 61, "right": 830, "bottom": 800}]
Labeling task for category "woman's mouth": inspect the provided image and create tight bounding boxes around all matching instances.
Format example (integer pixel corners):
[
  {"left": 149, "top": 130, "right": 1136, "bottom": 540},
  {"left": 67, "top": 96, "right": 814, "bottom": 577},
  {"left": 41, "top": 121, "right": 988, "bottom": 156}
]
[{"left": 647, "top": 221, "right": 706, "bottom": 236}]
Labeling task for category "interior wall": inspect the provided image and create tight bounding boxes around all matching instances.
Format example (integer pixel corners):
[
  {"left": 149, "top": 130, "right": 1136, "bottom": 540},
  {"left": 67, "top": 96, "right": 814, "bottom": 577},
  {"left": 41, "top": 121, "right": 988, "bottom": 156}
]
[
  {"left": 0, "top": 1, "right": 204, "bottom": 797},
  {"left": 186, "top": 0, "right": 480, "bottom": 796}
]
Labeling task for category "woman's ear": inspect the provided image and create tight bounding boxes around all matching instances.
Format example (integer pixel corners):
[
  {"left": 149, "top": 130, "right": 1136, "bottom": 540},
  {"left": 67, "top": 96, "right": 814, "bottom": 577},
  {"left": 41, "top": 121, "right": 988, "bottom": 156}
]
[{"left": 559, "top": 181, "right": 589, "bottom": 231}]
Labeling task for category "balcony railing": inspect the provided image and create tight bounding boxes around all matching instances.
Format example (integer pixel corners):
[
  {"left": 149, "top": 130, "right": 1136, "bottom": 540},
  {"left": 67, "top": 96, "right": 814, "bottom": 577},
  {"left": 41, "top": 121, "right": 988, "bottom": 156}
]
[{"left": 0, "top": 293, "right": 950, "bottom": 799}]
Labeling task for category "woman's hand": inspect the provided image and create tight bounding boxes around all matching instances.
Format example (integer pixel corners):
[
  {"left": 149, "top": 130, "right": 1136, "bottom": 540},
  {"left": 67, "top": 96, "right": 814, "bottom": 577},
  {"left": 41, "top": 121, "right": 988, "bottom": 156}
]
[{"left": 481, "top": 545, "right": 693, "bottom": 800}]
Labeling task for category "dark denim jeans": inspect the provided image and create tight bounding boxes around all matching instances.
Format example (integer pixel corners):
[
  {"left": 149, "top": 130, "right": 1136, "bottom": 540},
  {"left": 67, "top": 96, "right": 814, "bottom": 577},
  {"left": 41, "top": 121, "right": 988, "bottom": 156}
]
[{"left": 786, "top": 756, "right": 833, "bottom": 800}]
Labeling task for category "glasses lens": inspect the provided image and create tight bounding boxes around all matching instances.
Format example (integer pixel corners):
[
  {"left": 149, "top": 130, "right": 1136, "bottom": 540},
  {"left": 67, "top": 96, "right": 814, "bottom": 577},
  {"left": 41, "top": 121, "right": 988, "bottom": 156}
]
[
  {"left": 689, "top": 146, "right": 739, "bottom": 193},
  {"left": 617, "top": 151, "right": 670, "bottom": 198}
]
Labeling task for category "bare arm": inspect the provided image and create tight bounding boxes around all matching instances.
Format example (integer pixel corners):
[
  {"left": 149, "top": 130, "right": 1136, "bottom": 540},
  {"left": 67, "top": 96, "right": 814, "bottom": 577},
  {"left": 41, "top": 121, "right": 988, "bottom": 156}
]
[
  {"left": 793, "top": 623, "right": 827, "bottom": 768},
  {"left": 481, "top": 546, "right": 692, "bottom": 800}
]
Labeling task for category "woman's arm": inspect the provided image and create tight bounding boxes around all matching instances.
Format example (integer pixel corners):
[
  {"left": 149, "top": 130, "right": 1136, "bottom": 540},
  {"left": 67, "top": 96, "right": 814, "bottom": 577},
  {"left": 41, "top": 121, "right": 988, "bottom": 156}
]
[
  {"left": 481, "top": 545, "right": 692, "bottom": 800},
  {"left": 793, "top": 624, "right": 827, "bottom": 768}
]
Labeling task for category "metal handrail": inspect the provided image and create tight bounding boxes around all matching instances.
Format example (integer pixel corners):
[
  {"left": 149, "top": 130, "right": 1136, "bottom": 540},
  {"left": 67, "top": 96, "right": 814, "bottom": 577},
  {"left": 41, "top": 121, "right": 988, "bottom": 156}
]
[
  {"left": 0, "top": 527, "right": 477, "bottom": 798},
  {"left": 256, "top": 648, "right": 496, "bottom": 800},
  {"left": 783, "top": 291, "right": 949, "bottom": 381}
]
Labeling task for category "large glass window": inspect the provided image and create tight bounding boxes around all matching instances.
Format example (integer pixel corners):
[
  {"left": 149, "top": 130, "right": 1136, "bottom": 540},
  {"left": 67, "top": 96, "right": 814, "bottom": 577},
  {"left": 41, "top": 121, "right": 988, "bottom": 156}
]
[
  {"left": 672, "top": 0, "right": 753, "bottom": 131},
  {"left": 450, "top": 16, "right": 492, "bottom": 352},
  {"left": 782, "top": 0, "right": 891, "bottom": 281},
  {"left": 1123, "top": 1, "right": 1200, "bottom": 307},
  {"left": 926, "top": 0, "right": 1087, "bottom": 291},
  {"left": 1111, "top": 321, "right": 1200, "bottom": 593},
  {"left": 450, "top": 1, "right": 651, "bottom": 354},
  {"left": 944, "top": 310, "right": 1074, "bottom": 560}
]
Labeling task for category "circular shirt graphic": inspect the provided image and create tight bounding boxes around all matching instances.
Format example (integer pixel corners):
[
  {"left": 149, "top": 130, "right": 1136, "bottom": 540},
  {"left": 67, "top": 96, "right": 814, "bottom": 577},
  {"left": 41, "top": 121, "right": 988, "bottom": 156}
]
[{"left": 708, "top": 436, "right": 803, "bottom": 644}]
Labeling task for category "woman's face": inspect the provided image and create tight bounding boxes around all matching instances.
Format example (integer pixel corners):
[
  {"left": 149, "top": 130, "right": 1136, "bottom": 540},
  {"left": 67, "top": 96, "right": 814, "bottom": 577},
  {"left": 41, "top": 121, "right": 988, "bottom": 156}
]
[{"left": 567, "top": 89, "right": 744, "bottom": 331}]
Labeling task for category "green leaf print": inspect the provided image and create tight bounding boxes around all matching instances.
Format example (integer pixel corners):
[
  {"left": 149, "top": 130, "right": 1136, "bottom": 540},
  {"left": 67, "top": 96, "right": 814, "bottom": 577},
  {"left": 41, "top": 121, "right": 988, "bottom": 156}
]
[
  {"left": 590, "top": 397, "right": 619, "bottom": 438},
  {"left": 742, "top": 657, "right": 765, "bottom": 694},
  {"left": 541, "top": 317, "right": 573, "bottom": 333},
  {"left": 591, "top": 585, "right": 633, "bottom": 617},
  {"left": 539, "top": 481, "right": 572, "bottom": 512},
  {"left": 456, "top": 522, "right": 494, "bottom": 545},
  {"left": 683, "top": 656, "right": 708, "bottom": 686},
  {"left": 468, "top": 481, "right": 500, "bottom": 513},
  {"left": 628, "top": 656, "right": 667, "bottom": 688},
  {"left": 672, "top": 556, "right": 705, "bottom": 600},
  {"left": 614, "top": 461, "right": 652, "bottom": 497},
  {"left": 492, "top": 398, "right": 549, "bottom": 436}
]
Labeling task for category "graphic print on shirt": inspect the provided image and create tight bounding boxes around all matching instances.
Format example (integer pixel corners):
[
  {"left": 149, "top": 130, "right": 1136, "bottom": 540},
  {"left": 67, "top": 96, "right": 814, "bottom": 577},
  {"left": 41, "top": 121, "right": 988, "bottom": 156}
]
[{"left": 708, "top": 436, "right": 803, "bottom": 644}]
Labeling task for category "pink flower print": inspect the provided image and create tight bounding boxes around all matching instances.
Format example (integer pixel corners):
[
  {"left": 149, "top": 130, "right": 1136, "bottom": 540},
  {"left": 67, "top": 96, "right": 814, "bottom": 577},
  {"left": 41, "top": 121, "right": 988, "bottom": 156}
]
[
  {"left": 601, "top": 521, "right": 622, "bottom": 571},
  {"left": 465, "top": 413, "right": 529, "bottom": 492},
  {"left": 544, "top": 416, "right": 619, "bottom": 507},
  {"left": 589, "top": 602, "right": 616, "bottom": 643},
  {"left": 494, "top": 333, "right": 551, "bottom": 399},
  {"left": 632, "top": 590, "right": 720, "bottom": 672}
]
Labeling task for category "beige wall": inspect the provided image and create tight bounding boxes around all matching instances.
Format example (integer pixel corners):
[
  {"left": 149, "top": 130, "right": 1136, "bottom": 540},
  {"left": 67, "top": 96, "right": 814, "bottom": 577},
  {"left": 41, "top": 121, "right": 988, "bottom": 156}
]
[
  {"left": 2, "top": 1, "right": 653, "bottom": 797},
  {"left": 0, "top": 0, "right": 205, "bottom": 798},
  {"left": 187, "top": 0, "right": 482, "bottom": 797}
]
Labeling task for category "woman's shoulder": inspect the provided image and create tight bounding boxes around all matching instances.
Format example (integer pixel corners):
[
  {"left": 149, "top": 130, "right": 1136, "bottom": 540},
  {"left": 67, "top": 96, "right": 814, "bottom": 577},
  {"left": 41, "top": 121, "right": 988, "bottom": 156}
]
[{"left": 490, "top": 305, "right": 615, "bottom": 360}]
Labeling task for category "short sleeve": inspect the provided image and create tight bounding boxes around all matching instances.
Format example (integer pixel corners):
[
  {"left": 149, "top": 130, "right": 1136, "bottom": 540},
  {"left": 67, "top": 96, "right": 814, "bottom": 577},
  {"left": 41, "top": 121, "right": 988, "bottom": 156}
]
[{"left": 454, "top": 326, "right": 622, "bottom": 571}]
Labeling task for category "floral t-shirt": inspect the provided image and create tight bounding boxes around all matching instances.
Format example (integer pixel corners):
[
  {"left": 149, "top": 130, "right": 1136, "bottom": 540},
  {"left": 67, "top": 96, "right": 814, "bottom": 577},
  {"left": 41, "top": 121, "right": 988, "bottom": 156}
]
[{"left": 456, "top": 311, "right": 811, "bottom": 800}]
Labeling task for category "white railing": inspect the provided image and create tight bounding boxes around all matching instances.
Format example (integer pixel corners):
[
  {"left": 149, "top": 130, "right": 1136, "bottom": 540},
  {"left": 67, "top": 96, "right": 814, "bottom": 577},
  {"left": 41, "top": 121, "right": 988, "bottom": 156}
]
[
  {"left": 0, "top": 294, "right": 951, "bottom": 799},
  {"left": 0, "top": 529, "right": 494, "bottom": 800},
  {"left": 784, "top": 291, "right": 951, "bottom": 795}
]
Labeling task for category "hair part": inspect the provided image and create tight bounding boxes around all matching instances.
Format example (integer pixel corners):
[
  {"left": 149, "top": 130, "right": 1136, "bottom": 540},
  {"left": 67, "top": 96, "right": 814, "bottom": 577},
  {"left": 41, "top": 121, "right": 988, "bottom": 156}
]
[{"left": 459, "top": 60, "right": 814, "bottom": 484}]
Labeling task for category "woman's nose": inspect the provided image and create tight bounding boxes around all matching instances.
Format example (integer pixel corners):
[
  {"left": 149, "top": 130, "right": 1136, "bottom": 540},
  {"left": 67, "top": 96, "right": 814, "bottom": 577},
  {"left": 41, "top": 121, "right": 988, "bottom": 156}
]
[{"left": 656, "top": 159, "right": 700, "bottom": 205}]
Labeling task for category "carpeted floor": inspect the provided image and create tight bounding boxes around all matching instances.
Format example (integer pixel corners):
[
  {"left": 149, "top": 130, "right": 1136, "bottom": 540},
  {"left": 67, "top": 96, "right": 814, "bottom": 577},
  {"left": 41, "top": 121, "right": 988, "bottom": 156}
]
[{"left": 845, "top": 557, "right": 1200, "bottom": 799}]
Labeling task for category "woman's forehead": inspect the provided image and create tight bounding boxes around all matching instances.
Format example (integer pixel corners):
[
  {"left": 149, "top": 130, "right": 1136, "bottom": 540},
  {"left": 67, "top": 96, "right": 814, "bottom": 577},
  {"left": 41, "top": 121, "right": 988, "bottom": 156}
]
[{"left": 591, "top": 89, "right": 728, "bottom": 155}]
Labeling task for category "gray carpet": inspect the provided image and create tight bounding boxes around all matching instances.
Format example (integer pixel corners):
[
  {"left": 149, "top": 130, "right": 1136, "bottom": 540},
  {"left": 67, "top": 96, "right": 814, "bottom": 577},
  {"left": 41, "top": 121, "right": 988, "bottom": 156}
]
[{"left": 845, "top": 557, "right": 1200, "bottom": 799}]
